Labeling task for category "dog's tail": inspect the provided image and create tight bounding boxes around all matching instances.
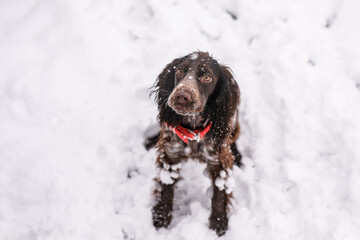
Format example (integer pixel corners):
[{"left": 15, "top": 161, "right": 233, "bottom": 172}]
[{"left": 144, "top": 123, "right": 161, "bottom": 150}]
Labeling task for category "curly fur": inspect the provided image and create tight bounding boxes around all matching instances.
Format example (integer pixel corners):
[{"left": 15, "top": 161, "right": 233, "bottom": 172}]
[
  {"left": 151, "top": 52, "right": 240, "bottom": 145},
  {"left": 149, "top": 51, "right": 241, "bottom": 236}
]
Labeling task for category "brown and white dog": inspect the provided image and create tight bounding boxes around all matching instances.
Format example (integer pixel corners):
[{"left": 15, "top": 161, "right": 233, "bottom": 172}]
[{"left": 149, "top": 51, "right": 241, "bottom": 236}]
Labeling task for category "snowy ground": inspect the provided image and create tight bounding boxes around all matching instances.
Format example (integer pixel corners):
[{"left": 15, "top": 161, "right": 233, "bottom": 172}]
[{"left": 1, "top": 0, "right": 360, "bottom": 239}]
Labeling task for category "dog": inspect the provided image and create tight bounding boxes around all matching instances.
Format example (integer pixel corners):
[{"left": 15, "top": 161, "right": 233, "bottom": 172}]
[{"left": 148, "top": 51, "right": 241, "bottom": 236}]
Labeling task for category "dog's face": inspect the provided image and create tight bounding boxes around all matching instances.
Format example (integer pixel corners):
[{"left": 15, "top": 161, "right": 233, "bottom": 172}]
[
  {"left": 167, "top": 52, "right": 220, "bottom": 116},
  {"left": 154, "top": 51, "right": 240, "bottom": 144}
]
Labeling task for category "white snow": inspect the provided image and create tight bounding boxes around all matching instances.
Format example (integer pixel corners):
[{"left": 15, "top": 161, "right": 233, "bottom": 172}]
[
  {"left": 220, "top": 170, "right": 227, "bottom": 179},
  {"left": 144, "top": 122, "right": 161, "bottom": 139},
  {"left": 170, "top": 171, "right": 180, "bottom": 179},
  {"left": 160, "top": 168, "right": 175, "bottom": 185},
  {"left": 171, "top": 163, "right": 182, "bottom": 171},
  {"left": 163, "top": 163, "right": 171, "bottom": 171},
  {"left": 1, "top": 0, "right": 360, "bottom": 240},
  {"left": 215, "top": 178, "right": 226, "bottom": 191},
  {"left": 215, "top": 170, "right": 235, "bottom": 194},
  {"left": 190, "top": 53, "right": 199, "bottom": 60},
  {"left": 224, "top": 177, "right": 235, "bottom": 195}
]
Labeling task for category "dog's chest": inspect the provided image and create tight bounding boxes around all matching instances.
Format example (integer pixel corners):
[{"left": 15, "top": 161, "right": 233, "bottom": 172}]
[{"left": 163, "top": 130, "right": 218, "bottom": 164}]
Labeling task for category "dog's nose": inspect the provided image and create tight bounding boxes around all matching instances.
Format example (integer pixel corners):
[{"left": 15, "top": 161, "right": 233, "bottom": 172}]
[{"left": 174, "top": 90, "right": 192, "bottom": 104}]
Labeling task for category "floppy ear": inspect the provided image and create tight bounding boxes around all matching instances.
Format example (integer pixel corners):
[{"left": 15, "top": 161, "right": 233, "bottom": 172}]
[
  {"left": 151, "top": 56, "right": 187, "bottom": 125},
  {"left": 206, "top": 65, "right": 240, "bottom": 145}
]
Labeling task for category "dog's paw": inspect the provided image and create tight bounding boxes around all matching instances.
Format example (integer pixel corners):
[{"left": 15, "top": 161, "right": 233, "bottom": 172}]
[
  {"left": 209, "top": 213, "right": 228, "bottom": 237},
  {"left": 152, "top": 204, "right": 172, "bottom": 229}
]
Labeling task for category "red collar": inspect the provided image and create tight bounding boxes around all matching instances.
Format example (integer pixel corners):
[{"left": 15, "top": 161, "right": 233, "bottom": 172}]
[{"left": 164, "top": 122, "right": 212, "bottom": 144}]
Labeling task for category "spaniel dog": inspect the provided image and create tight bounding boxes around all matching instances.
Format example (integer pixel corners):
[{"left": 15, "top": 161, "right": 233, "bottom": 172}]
[{"left": 148, "top": 51, "right": 241, "bottom": 236}]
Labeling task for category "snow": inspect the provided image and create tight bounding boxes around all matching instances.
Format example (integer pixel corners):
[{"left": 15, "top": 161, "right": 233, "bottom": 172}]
[
  {"left": 190, "top": 53, "right": 199, "bottom": 60},
  {"left": 171, "top": 163, "right": 182, "bottom": 171},
  {"left": 215, "top": 170, "right": 235, "bottom": 194},
  {"left": 1, "top": 0, "right": 360, "bottom": 239},
  {"left": 220, "top": 170, "right": 227, "bottom": 179},
  {"left": 215, "top": 178, "right": 226, "bottom": 191},
  {"left": 160, "top": 168, "right": 175, "bottom": 185},
  {"left": 144, "top": 122, "right": 160, "bottom": 139},
  {"left": 163, "top": 163, "right": 170, "bottom": 171}
]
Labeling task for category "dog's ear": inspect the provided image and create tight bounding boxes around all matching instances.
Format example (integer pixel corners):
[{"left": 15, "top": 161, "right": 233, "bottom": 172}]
[
  {"left": 207, "top": 65, "right": 240, "bottom": 145},
  {"left": 151, "top": 56, "right": 187, "bottom": 124}
]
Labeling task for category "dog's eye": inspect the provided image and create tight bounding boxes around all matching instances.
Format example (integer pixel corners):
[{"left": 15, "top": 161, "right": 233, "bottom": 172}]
[
  {"left": 201, "top": 75, "right": 212, "bottom": 82},
  {"left": 176, "top": 69, "right": 184, "bottom": 76}
]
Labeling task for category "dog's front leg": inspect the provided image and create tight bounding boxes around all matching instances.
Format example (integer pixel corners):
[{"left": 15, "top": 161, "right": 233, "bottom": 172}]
[
  {"left": 152, "top": 160, "right": 182, "bottom": 229},
  {"left": 206, "top": 144, "right": 234, "bottom": 236},
  {"left": 152, "top": 131, "right": 184, "bottom": 229},
  {"left": 152, "top": 178, "right": 176, "bottom": 229}
]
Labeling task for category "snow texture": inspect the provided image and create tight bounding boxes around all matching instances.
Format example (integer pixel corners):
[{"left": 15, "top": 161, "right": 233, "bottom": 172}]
[
  {"left": 160, "top": 168, "right": 175, "bottom": 185},
  {"left": 1, "top": 0, "right": 360, "bottom": 239},
  {"left": 215, "top": 170, "right": 235, "bottom": 194}
]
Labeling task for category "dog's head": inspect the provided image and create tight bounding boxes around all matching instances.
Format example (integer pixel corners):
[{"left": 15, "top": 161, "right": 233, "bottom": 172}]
[
  {"left": 153, "top": 51, "right": 239, "bottom": 142},
  {"left": 167, "top": 52, "right": 220, "bottom": 115}
]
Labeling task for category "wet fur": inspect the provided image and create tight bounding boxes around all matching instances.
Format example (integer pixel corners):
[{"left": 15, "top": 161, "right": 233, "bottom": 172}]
[{"left": 150, "top": 51, "right": 241, "bottom": 236}]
